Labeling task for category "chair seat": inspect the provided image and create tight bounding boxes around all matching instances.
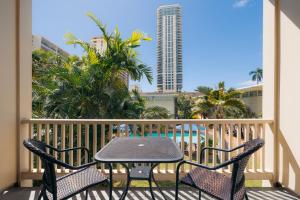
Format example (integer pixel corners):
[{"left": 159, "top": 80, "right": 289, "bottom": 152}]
[
  {"left": 46, "top": 167, "right": 107, "bottom": 200},
  {"left": 181, "top": 167, "right": 246, "bottom": 200}
]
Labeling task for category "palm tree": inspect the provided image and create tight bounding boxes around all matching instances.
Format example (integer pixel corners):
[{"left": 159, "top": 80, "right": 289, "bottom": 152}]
[
  {"left": 249, "top": 67, "right": 263, "bottom": 84},
  {"left": 65, "top": 12, "right": 153, "bottom": 84},
  {"left": 32, "top": 50, "right": 69, "bottom": 118},
  {"left": 193, "top": 82, "right": 247, "bottom": 162},
  {"left": 176, "top": 94, "right": 194, "bottom": 119},
  {"left": 195, "top": 86, "right": 212, "bottom": 95},
  {"left": 193, "top": 82, "right": 247, "bottom": 119},
  {"left": 61, "top": 12, "right": 153, "bottom": 119},
  {"left": 123, "top": 89, "right": 146, "bottom": 119},
  {"left": 142, "top": 106, "right": 170, "bottom": 119},
  {"left": 32, "top": 12, "right": 153, "bottom": 119}
]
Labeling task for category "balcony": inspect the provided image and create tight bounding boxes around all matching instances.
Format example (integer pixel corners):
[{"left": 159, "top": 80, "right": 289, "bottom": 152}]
[
  {"left": 1, "top": 118, "right": 298, "bottom": 200},
  {"left": 1, "top": 0, "right": 300, "bottom": 199},
  {"left": 0, "top": 118, "right": 296, "bottom": 199},
  {"left": 0, "top": 119, "right": 299, "bottom": 199}
]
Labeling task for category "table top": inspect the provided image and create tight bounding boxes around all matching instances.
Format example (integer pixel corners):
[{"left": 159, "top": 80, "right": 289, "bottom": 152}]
[{"left": 94, "top": 137, "right": 184, "bottom": 163}]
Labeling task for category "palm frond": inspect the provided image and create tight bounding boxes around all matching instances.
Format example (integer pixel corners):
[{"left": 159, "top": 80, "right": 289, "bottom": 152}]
[
  {"left": 224, "top": 99, "right": 247, "bottom": 113},
  {"left": 86, "top": 12, "right": 109, "bottom": 40}
]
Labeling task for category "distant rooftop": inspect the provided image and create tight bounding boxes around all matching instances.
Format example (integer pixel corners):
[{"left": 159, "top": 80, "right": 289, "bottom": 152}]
[
  {"left": 157, "top": 4, "right": 181, "bottom": 9},
  {"left": 237, "top": 83, "right": 263, "bottom": 91},
  {"left": 141, "top": 91, "right": 203, "bottom": 97}
]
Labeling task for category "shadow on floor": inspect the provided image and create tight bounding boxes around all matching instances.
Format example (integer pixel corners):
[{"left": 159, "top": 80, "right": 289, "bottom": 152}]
[{"left": 1, "top": 187, "right": 300, "bottom": 200}]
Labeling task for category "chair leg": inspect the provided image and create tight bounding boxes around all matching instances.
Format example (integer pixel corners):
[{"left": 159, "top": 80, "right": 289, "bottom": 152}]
[
  {"left": 199, "top": 190, "right": 201, "bottom": 200},
  {"left": 85, "top": 189, "right": 89, "bottom": 200},
  {"left": 42, "top": 191, "right": 50, "bottom": 200},
  {"left": 38, "top": 187, "right": 45, "bottom": 200},
  {"left": 245, "top": 191, "right": 249, "bottom": 200},
  {"left": 149, "top": 179, "right": 156, "bottom": 200},
  {"left": 175, "top": 161, "right": 184, "bottom": 200},
  {"left": 109, "top": 163, "right": 113, "bottom": 200},
  {"left": 37, "top": 190, "right": 43, "bottom": 200},
  {"left": 175, "top": 175, "right": 179, "bottom": 200}
]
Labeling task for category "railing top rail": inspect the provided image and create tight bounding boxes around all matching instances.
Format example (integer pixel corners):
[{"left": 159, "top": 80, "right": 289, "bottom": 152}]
[{"left": 22, "top": 118, "right": 274, "bottom": 124}]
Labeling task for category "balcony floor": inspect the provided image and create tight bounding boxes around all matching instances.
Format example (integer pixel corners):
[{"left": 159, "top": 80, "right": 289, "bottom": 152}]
[{"left": 1, "top": 187, "right": 299, "bottom": 200}]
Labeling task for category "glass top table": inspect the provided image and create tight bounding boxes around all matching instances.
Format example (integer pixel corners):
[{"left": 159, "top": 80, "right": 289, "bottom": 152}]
[{"left": 94, "top": 137, "right": 184, "bottom": 200}]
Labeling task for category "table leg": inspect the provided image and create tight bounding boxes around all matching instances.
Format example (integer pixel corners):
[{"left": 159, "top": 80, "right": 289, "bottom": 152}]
[
  {"left": 149, "top": 163, "right": 168, "bottom": 200},
  {"left": 119, "top": 163, "right": 131, "bottom": 200}
]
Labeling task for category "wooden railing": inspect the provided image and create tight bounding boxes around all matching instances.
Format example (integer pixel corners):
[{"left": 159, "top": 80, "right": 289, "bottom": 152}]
[{"left": 21, "top": 119, "right": 274, "bottom": 181}]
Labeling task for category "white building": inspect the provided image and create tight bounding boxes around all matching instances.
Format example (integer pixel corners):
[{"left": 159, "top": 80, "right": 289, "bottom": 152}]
[
  {"left": 32, "top": 35, "right": 69, "bottom": 57},
  {"left": 91, "top": 36, "right": 107, "bottom": 55},
  {"left": 157, "top": 4, "right": 183, "bottom": 93},
  {"left": 141, "top": 92, "right": 177, "bottom": 117},
  {"left": 237, "top": 84, "right": 263, "bottom": 117}
]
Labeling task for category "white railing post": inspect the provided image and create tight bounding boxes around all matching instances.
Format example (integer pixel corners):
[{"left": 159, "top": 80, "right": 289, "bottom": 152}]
[
  {"left": 100, "top": 124, "right": 105, "bottom": 172},
  {"left": 54, "top": 124, "right": 58, "bottom": 171},
  {"left": 188, "top": 123, "right": 193, "bottom": 171},
  {"left": 85, "top": 124, "right": 89, "bottom": 164},
  {"left": 69, "top": 124, "right": 74, "bottom": 168},
  {"left": 93, "top": 123, "right": 97, "bottom": 164},
  {"left": 180, "top": 124, "right": 185, "bottom": 172},
  {"left": 77, "top": 124, "right": 81, "bottom": 166},
  {"left": 172, "top": 124, "right": 176, "bottom": 172},
  {"left": 61, "top": 124, "right": 66, "bottom": 172}
]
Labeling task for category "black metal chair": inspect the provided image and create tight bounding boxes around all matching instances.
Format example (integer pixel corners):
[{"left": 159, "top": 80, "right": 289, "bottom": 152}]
[
  {"left": 175, "top": 138, "right": 264, "bottom": 200},
  {"left": 23, "top": 139, "right": 112, "bottom": 200}
]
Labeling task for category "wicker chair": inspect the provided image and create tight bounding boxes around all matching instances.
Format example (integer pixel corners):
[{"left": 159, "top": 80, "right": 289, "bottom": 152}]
[
  {"left": 23, "top": 139, "right": 112, "bottom": 200},
  {"left": 175, "top": 138, "right": 264, "bottom": 200}
]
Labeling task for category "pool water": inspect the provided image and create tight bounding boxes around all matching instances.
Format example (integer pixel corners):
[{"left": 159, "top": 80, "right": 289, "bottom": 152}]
[{"left": 129, "top": 131, "right": 205, "bottom": 144}]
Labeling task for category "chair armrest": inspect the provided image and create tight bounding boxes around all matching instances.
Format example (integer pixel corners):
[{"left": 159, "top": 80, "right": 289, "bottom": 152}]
[
  {"left": 176, "top": 160, "right": 218, "bottom": 172},
  {"left": 45, "top": 144, "right": 90, "bottom": 154},
  {"left": 200, "top": 144, "right": 245, "bottom": 163},
  {"left": 176, "top": 159, "right": 237, "bottom": 174},
  {"left": 45, "top": 144, "right": 93, "bottom": 165},
  {"left": 56, "top": 160, "right": 98, "bottom": 170}
]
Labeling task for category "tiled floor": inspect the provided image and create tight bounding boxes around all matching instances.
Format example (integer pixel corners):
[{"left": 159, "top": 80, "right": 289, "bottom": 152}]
[{"left": 1, "top": 187, "right": 299, "bottom": 200}]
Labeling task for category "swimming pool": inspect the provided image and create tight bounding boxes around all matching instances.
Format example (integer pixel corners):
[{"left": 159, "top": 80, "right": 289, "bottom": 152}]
[{"left": 129, "top": 131, "right": 205, "bottom": 144}]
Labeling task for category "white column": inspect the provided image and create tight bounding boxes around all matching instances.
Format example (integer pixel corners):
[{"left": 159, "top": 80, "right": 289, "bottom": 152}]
[
  {"left": 18, "top": 0, "right": 32, "bottom": 187},
  {"left": 0, "top": 0, "right": 32, "bottom": 189}
]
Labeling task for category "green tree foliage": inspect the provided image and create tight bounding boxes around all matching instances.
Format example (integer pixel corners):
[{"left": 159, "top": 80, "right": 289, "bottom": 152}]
[
  {"left": 32, "top": 13, "right": 153, "bottom": 119},
  {"left": 193, "top": 82, "right": 247, "bottom": 119},
  {"left": 176, "top": 94, "right": 194, "bottom": 119},
  {"left": 249, "top": 67, "right": 263, "bottom": 84},
  {"left": 195, "top": 86, "right": 212, "bottom": 95},
  {"left": 124, "top": 89, "right": 146, "bottom": 119},
  {"left": 142, "top": 106, "right": 170, "bottom": 119},
  {"left": 32, "top": 50, "right": 70, "bottom": 118}
]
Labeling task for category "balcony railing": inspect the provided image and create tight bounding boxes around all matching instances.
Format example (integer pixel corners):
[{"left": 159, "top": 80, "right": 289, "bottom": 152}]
[{"left": 20, "top": 119, "right": 274, "bottom": 181}]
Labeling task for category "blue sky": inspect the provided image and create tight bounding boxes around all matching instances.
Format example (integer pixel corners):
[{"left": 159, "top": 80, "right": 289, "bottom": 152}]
[{"left": 33, "top": 0, "right": 262, "bottom": 92}]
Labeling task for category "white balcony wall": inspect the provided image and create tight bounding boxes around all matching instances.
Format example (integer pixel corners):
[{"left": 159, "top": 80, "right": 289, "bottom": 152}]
[
  {"left": 0, "top": 0, "right": 32, "bottom": 190},
  {"left": 264, "top": 0, "right": 300, "bottom": 194},
  {"left": 0, "top": 0, "right": 18, "bottom": 190}
]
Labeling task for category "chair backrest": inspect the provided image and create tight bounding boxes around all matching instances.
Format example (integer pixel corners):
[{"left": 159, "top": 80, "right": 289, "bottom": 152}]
[
  {"left": 230, "top": 138, "right": 264, "bottom": 198},
  {"left": 23, "top": 139, "right": 57, "bottom": 196}
]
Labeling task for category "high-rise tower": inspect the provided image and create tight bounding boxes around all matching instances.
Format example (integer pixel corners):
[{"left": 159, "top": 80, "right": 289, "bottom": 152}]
[{"left": 157, "top": 4, "right": 182, "bottom": 93}]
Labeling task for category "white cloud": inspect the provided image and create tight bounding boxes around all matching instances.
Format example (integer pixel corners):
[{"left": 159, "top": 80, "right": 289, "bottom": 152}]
[{"left": 233, "top": 0, "right": 251, "bottom": 8}]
